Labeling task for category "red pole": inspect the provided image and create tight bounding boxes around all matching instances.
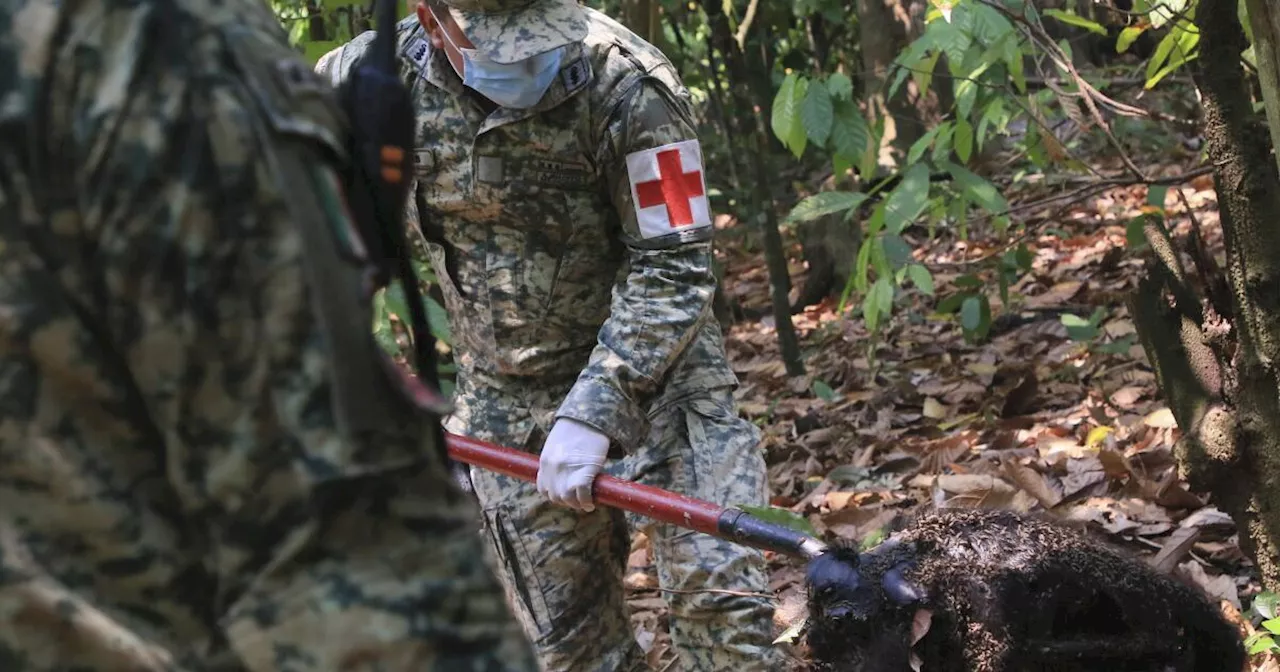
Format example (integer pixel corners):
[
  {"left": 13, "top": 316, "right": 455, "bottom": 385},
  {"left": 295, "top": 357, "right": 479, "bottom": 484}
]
[{"left": 444, "top": 432, "right": 726, "bottom": 537}]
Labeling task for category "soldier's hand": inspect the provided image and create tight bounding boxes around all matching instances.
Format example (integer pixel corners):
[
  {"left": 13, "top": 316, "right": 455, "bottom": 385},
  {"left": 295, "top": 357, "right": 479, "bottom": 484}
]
[{"left": 537, "top": 418, "right": 610, "bottom": 512}]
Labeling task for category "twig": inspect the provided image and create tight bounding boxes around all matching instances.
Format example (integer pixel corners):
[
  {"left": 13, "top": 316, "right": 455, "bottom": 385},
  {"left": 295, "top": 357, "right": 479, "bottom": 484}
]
[
  {"left": 1002, "top": 165, "right": 1215, "bottom": 217},
  {"left": 733, "top": 0, "right": 759, "bottom": 51},
  {"left": 928, "top": 165, "right": 1215, "bottom": 268},
  {"left": 977, "top": 0, "right": 1148, "bottom": 180}
]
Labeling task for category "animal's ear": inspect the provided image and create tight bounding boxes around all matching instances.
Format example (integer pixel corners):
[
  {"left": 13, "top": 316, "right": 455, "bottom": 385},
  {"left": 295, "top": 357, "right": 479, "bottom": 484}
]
[
  {"left": 882, "top": 562, "right": 925, "bottom": 605},
  {"left": 805, "top": 545, "right": 861, "bottom": 594}
]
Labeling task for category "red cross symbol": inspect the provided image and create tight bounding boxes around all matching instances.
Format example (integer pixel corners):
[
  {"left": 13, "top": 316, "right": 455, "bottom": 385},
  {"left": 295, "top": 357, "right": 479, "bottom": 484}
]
[{"left": 635, "top": 149, "right": 705, "bottom": 227}]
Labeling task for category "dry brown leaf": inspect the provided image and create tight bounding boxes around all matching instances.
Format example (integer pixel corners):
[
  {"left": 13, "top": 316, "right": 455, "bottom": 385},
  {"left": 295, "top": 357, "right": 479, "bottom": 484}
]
[
  {"left": 934, "top": 474, "right": 1018, "bottom": 508},
  {"left": 1180, "top": 507, "right": 1236, "bottom": 539},
  {"left": 1143, "top": 407, "right": 1178, "bottom": 429},
  {"left": 625, "top": 571, "right": 658, "bottom": 591},
  {"left": 1097, "top": 446, "right": 1131, "bottom": 480},
  {"left": 824, "top": 491, "right": 857, "bottom": 512},
  {"left": 1025, "top": 280, "right": 1085, "bottom": 308},
  {"left": 821, "top": 506, "right": 898, "bottom": 541},
  {"left": 1149, "top": 527, "right": 1200, "bottom": 574},
  {"left": 1001, "top": 458, "right": 1063, "bottom": 508},
  {"left": 1111, "top": 386, "right": 1145, "bottom": 408},
  {"left": 1177, "top": 560, "right": 1240, "bottom": 609},
  {"left": 923, "top": 397, "right": 949, "bottom": 420}
]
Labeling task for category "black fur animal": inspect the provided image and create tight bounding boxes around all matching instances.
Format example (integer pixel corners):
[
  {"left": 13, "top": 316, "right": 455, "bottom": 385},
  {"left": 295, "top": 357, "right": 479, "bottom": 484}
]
[{"left": 803, "top": 508, "right": 1244, "bottom": 672}]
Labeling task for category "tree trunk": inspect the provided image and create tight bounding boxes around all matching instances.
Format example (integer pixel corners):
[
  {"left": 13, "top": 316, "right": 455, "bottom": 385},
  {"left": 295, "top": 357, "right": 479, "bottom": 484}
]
[
  {"left": 1131, "top": 0, "right": 1280, "bottom": 590},
  {"left": 307, "top": 0, "right": 328, "bottom": 41},
  {"left": 701, "top": 0, "right": 806, "bottom": 376},
  {"left": 855, "top": 0, "right": 950, "bottom": 165},
  {"left": 1247, "top": 0, "right": 1280, "bottom": 178}
]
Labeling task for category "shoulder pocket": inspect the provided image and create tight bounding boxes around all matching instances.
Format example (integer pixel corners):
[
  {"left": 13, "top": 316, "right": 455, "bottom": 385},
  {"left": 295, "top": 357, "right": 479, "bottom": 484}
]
[{"left": 221, "top": 25, "right": 349, "bottom": 163}]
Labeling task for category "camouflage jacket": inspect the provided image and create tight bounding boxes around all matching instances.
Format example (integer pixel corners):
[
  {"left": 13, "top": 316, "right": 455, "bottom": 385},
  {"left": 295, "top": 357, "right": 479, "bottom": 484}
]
[{"left": 317, "top": 9, "right": 738, "bottom": 452}]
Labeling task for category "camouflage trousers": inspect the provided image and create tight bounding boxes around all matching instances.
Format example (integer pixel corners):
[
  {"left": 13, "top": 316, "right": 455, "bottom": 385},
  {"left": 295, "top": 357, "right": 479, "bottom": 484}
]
[{"left": 462, "top": 386, "right": 789, "bottom": 671}]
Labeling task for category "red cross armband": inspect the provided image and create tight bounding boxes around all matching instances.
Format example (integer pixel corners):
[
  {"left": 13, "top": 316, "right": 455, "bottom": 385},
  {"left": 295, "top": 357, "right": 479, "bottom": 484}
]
[{"left": 624, "top": 139, "right": 713, "bottom": 242}]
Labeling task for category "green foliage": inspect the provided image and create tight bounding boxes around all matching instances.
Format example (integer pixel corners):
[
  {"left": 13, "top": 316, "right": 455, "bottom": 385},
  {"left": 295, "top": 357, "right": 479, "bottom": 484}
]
[
  {"left": 737, "top": 504, "right": 820, "bottom": 537},
  {"left": 763, "top": 0, "right": 1233, "bottom": 349},
  {"left": 1247, "top": 592, "right": 1280, "bottom": 655}
]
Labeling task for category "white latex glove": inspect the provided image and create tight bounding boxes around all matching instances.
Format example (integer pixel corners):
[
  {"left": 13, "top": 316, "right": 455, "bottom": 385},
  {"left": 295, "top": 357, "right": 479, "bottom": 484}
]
[{"left": 537, "top": 418, "right": 610, "bottom": 512}]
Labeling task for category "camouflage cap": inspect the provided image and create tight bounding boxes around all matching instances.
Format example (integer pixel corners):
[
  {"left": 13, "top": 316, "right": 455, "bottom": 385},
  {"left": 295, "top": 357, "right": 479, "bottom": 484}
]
[{"left": 441, "top": 0, "right": 587, "bottom": 65}]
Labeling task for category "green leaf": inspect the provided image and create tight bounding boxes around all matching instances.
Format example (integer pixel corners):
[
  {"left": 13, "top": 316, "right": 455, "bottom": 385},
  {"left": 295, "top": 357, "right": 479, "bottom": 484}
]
[
  {"left": 425, "top": 292, "right": 452, "bottom": 344},
  {"left": 826, "top": 72, "right": 854, "bottom": 100},
  {"left": 802, "top": 82, "right": 835, "bottom": 147},
  {"left": 771, "top": 73, "right": 798, "bottom": 143},
  {"left": 1043, "top": 8, "right": 1108, "bottom": 36},
  {"left": 771, "top": 73, "right": 808, "bottom": 157},
  {"left": 936, "top": 292, "right": 968, "bottom": 314},
  {"left": 1265, "top": 616, "right": 1280, "bottom": 636},
  {"left": 961, "top": 295, "right": 984, "bottom": 331},
  {"left": 831, "top": 100, "right": 871, "bottom": 160},
  {"left": 954, "top": 119, "right": 974, "bottom": 164},
  {"left": 883, "top": 164, "right": 932, "bottom": 234},
  {"left": 870, "top": 235, "right": 892, "bottom": 283},
  {"left": 869, "top": 277, "right": 896, "bottom": 331},
  {"left": 737, "top": 504, "right": 819, "bottom": 537},
  {"left": 943, "top": 161, "right": 1009, "bottom": 215},
  {"left": 1255, "top": 592, "right": 1280, "bottom": 620},
  {"left": 1145, "top": 23, "right": 1200, "bottom": 89},
  {"left": 812, "top": 379, "right": 840, "bottom": 402},
  {"left": 1061, "top": 313, "right": 1099, "bottom": 341},
  {"left": 1150, "top": 0, "right": 1190, "bottom": 29},
  {"left": 1240, "top": 0, "right": 1253, "bottom": 44},
  {"left": 859, "top": 526, "right": 889, "bottom": 550},
  {"left": 883, "top": 234, "right": 914, "bottom": 270},
  {"left": 910, "top": 50, "right": 943, "bottom": 100},
  {"left": 907, "top": 264, "right": 935, "bottom": 296},
  {"left": 1145, "top": 18, "right": 1199, "bottom": 88},
  {"left": 1117, "top": 25, "right": 1147, "bottom": 53},
  {"left": 1247, "top": 634, "right": 1277, "bottom": 655},
  {"left": 785, "top": 191, "right": 869, "bottom": 225},
  {"left": 1147, "top": 184, "right": 1169, "bottom": 210},
  {"left": 907, "top": 125, "right": 945, "bottom": 165}
]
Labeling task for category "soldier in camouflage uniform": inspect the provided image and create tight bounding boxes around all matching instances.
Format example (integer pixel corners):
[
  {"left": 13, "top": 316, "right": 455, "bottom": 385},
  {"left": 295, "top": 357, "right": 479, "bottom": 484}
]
[
  {"left": 316, "top": 1, "right": 789, "bottom": 669},
  {"left": 0, "top": 0, "right": 537, "bottom": 669}
]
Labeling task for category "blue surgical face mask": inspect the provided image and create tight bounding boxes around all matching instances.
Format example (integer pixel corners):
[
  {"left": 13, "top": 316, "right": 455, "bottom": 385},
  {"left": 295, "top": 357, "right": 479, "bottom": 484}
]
[{"left": 433, "top": 13, "right": 565, "bottom": 109}]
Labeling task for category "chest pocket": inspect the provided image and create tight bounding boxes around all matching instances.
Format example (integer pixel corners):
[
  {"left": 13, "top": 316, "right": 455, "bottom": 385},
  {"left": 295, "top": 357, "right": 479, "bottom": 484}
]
[{"left": 472, "top": 124, "right": 608, "bottom": 370}]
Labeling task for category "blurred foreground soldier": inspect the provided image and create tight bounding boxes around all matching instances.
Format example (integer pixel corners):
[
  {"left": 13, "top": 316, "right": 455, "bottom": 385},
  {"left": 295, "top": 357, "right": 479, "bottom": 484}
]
[
  {"left": 0, "top": 0, "right": 537, "bottom": 669},
  {"left": 316, "top": 0, "right": 789, "bottom": 669}
]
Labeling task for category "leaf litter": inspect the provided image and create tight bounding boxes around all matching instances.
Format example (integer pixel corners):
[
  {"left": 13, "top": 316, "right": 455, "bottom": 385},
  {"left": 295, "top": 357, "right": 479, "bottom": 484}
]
[{"left": 620, "top": 179, "right": 1266, "bottom": 670}]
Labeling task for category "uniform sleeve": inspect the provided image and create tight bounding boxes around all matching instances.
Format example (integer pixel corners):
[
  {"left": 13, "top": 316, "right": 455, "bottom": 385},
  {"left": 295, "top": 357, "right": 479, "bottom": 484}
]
[
  {"left": 553, "top": 77, "right": 717, "bottom": 451},
  {"left": 312, "top": 30, "right": 375, "bottom": 86}
]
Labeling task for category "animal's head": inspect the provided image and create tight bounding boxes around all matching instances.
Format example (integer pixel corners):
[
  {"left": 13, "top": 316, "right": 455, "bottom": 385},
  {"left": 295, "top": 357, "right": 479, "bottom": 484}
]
[{"left": 803, "top": 540, "right": 928, "bottom": 671}]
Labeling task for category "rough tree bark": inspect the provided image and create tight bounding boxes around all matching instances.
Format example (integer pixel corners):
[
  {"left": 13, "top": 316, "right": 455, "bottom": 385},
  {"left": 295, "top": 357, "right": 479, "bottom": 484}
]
[{"left": 1131, "top": 0, "right": 1280, "bottom": 590}]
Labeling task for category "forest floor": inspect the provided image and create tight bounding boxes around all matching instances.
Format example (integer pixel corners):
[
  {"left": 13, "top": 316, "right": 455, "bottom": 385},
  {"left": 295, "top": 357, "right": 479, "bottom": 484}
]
[{"left": 620, "top": 160, "right": 1275, "bottom": 669}]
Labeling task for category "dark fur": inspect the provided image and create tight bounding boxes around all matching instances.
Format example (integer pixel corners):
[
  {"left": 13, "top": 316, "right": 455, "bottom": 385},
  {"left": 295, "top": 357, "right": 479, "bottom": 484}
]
[{"left": 804, "top": 508, "right": 1244, "bottom": 672}]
